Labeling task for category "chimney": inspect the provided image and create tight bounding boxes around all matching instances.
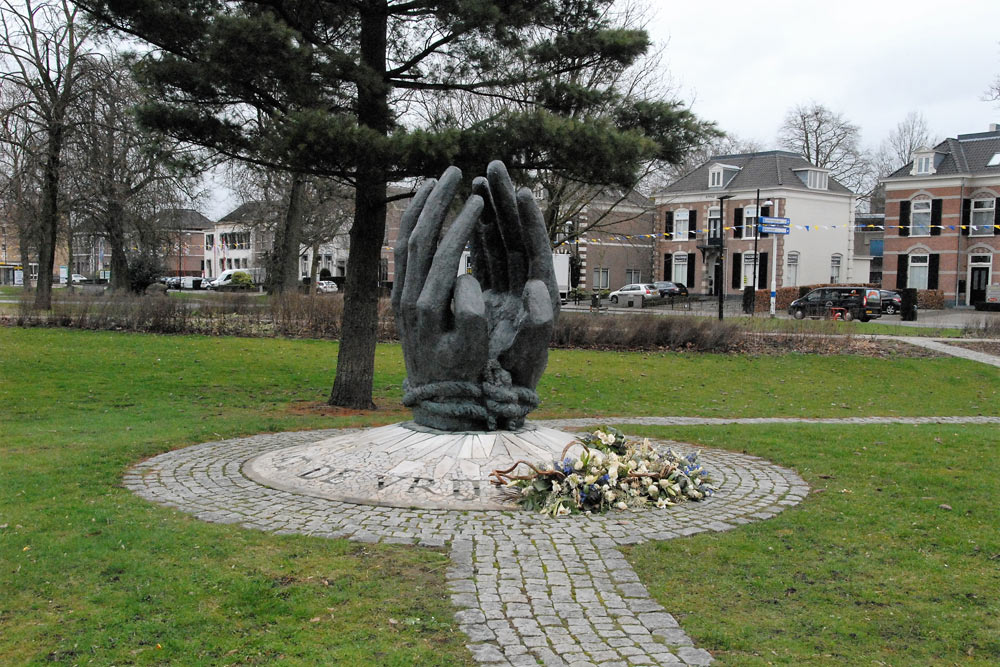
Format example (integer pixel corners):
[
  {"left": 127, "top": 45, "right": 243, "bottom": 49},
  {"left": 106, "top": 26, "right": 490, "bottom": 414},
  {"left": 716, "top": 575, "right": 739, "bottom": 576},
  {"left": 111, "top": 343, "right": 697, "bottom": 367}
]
[{"left": 991, "top": 123, "right": 1000, "bottom": 132}]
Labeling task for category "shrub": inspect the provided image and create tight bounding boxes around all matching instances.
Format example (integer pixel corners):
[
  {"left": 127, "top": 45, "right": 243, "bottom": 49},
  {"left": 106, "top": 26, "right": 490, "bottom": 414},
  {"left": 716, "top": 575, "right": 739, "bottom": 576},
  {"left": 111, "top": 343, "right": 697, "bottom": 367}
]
[
  {"left": 230, "top": 271, "right": 254, "bottom": 288},
  {"left": 917, "top": 289, "right": 944, "bottom": 310}
]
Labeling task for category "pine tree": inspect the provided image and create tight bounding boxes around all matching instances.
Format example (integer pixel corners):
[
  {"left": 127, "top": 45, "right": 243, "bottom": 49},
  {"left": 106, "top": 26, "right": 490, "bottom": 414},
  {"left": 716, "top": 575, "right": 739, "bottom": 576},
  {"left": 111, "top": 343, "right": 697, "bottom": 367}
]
[{"left": 80, "top": 0, "right": 712, "bottom": 409}]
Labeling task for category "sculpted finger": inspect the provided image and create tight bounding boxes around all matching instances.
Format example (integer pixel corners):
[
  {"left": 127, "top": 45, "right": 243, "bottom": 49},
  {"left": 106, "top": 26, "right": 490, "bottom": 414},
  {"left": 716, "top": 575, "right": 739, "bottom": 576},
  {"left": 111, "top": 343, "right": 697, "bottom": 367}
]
[
  {"left": 416, "top": 194, "right": 484, "bottom": 334},
  {"left": 517, "top": 187, "right": 560, "bottom": 314},
  {"left": 392, "top": 179, "right": 435, "bottom": 315},
  {"left": 472, "top": 174, "right": 508, "bottom": 292},
  {"left": 499, "top": 279, "right": 554, "bottom": 389},
  {"left": 487, "top": 160, "right": 527, "bottom": 294},
  {"left": 450, "top": 273, "right": 488, "bottom": 379},
  {"left": 401, "top": 166, "right": 463, "bottom": 310}
]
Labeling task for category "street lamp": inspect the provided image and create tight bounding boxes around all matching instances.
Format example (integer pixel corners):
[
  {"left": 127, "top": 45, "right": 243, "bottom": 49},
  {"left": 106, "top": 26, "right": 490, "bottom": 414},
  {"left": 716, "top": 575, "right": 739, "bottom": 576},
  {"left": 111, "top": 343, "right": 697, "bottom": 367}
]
[
  {"left": 717, "top": 194, "right": 732, "bottom": 321},
  {"left": 751, "top": 189, "right": 774, "bottom": 316}
]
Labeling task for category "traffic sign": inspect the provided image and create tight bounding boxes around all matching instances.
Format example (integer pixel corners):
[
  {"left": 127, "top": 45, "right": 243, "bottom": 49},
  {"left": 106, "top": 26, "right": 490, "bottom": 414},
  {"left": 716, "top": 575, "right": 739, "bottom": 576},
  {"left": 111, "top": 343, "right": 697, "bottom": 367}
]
[
  {"left": 759, "top": 224, "right": 790, "bottom": 234},
  {"left": 759, "top": 216, "right": 790, "bottom": 225}
]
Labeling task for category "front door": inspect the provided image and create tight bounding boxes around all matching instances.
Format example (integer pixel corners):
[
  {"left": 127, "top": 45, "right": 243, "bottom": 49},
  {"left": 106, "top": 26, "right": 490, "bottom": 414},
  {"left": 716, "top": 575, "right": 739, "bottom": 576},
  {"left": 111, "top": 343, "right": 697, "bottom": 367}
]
[{"left": 970, "top": 266, "right": 989, "bottom": 305}]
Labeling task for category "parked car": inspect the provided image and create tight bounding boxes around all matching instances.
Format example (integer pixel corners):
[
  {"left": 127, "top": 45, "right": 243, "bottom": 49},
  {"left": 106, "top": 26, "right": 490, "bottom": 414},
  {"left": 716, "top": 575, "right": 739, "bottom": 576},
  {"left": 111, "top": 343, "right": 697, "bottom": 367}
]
[
  {"left": 315, "top": 280, "right": 339, "bottom": 294},
  {"left": 879, "top": 289, "right": 902, "bottom": 315},
  {"left": 71, "top": 273, "right": 88, "bottom": 284},
  {"left": 788, "top": 286, "right": 882, "bottom": 322},
  {"left": 204, "top": 269, "right": 253, "bottom": 291},
  {"left": 653, "top": 281, "right": 688, "bottom": 298},
  {"left": 608, "top": 283, "right": 658, "bottom": 305}
]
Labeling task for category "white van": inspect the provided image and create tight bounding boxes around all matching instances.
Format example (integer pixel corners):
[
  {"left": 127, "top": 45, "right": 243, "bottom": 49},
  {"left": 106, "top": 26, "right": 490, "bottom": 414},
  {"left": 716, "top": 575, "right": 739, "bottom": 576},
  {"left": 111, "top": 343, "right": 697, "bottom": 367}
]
[{"left": 205, "top": 269, "right": 253, "bottom": 291}]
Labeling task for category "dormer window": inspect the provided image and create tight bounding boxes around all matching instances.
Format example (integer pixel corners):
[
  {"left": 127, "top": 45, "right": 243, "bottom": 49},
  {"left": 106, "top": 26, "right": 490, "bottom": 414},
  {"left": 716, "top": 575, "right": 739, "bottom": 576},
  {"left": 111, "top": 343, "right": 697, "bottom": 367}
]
[
  {"left": 793, "top": 168, "right": 829, "bottom": 190},
  {"left": 709, "top": 167, "right": 723, "bottom": 188},
  {"left": 987, "top": 153, "right": 1000, "bottom": 167},
  {"left": 910, "top": 147, "right": 938, "bottom": 176}
]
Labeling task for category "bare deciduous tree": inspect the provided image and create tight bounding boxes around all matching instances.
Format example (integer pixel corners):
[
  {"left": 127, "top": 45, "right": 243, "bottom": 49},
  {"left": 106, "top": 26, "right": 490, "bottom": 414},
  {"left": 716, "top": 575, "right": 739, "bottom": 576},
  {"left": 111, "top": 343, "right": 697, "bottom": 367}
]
[
  {"left": 868, "top": 112, "right": 936, "bottom": 212},
  {"left": 0, "top": 82, "right": 42, "bottom": 288},
  {"left": 0, "top": 0, "right": 93, "bottom": 308},
  {"left": 778, "top": 102, "right": 872, "bottom": 197}
]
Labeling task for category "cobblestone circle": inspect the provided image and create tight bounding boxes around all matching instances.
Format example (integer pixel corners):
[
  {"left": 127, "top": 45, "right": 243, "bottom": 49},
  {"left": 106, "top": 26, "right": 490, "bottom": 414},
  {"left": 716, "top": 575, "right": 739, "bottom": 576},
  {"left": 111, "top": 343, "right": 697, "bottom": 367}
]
[{"left": 123, "top": 416, "right": 997, "bottom": 666}]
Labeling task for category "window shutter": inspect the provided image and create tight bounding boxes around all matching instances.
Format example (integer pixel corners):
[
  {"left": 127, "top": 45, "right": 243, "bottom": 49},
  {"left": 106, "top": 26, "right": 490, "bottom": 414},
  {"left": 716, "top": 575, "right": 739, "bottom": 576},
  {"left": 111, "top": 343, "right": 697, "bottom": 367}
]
[
  {"left": 731, "top": 252, "right": 741, "bottom": 290},
  {"left": 688, "top": 210, "right": 698, "bottom": 239},
  {"left": 994, "top": 199, "right": 1000, "bottom": 236},
  {"left": 733, "top": 208, "right": 743, "bottom": 238},
  {"left": 760, "top": 205, "right": 772, "bottom": 238},
  {"left": 758, "top": 252, "right": 768, "bottom": 288},
  {"left": 928, "top": 254, "right": 939, "bottom": 290},
  {"left": 930, "top": 199, "right": 942, "bottom": 236},
  {"left": 961, "top": 198, "right": 971, "bottom": 236},
  {"left": 663, "top": 254, "right": 672, "bottom": 281},
  {"left": 896, "top": 254, "right": 908, "bottom": 289},
  {"left": 664, "top": 211, "right": 673, "bottom": 237},
  {"left": 899, "top": 200, "right": 910, "bottom": 237},
  {"left": 687, "top": 253, "right": 696, "bottom": 286}
]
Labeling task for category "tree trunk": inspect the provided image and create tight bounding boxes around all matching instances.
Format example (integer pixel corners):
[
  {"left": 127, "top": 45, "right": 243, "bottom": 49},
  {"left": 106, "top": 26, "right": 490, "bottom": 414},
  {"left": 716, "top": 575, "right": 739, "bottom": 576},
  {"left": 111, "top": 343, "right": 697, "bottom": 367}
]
[
  {"left": 105, "top": 201, "right": 131, "bottom": 291},
  {"left": 19, "top": 241, "right": 31, "bottom": 290},
  {"left": 66, "top": 219, "right": 74, "bottom": 292},
  {"left": 328, "top": 3, "right": 389, "bottom": 410},
  {"left": 268, "top": 173, "right": 305, "bottom": 294},
  {"left": 34, "top": 126, "right": 63, "bottom": 309},
  {"left": 309, "top": 240, "right": 320, "bottom": 295}
]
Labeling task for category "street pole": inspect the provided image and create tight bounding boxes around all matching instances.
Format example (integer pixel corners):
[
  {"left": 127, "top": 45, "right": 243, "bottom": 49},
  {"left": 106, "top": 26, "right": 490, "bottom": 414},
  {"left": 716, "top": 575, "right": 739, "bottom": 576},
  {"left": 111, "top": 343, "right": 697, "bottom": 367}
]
[
  {"left": 717, "top": 194, "right": 732, "bottom": 321},
  {"left": 752, "top": 189, "right": 760, "bottom": 316}
]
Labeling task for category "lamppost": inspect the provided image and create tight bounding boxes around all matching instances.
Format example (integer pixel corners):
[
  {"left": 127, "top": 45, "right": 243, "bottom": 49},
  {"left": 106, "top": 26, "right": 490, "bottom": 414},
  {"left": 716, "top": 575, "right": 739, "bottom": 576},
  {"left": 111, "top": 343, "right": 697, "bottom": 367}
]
[
  {"left": 751, "top": 188, "right": 774, "bottom": 316},
  {"left": 717, "top": 194, "right": 732, "bottom": 321}
]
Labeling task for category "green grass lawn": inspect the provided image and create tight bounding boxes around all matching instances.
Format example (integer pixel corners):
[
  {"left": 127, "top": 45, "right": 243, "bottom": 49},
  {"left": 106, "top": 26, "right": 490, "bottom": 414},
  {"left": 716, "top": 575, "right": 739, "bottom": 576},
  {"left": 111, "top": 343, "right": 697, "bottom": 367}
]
[{"left": 1, "top": 327, "right": 998, "bottom": 665}]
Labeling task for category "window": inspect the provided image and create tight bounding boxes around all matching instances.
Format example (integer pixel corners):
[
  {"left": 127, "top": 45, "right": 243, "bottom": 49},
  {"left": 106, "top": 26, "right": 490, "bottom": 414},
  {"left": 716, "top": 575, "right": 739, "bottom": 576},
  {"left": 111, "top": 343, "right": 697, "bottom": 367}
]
[
  {"left": 908, "top": 254, "right": 929, "bottom": 289},
  {"left": 709, "top": 168, "right": 722, "bottom": 188},
  {"left": 673, "top": 253, "right": 688, "bottom": 284},
  {"left": 592, "top": 267, "right": 609, "bottom": 290},
  {"left": 971, "top": 198, "right": 995, "bottom": 236},
  {"left": 380, "top": 258, "right": 389, "bottom": 283},
  {"left": 786, "top": 252, "right": 799, "bottom": 286},
  {"left": 807, "top": 171, "right": 828, "bottom": 190},
  {"left": 673, "top": 209, "right": 689, "bottom": 239},
  {"left": 915, "top": 156, "right": 932, "bottom": 174},
  {"left": 708, "top": 207, "right": 721, "bottom": 239},
  {"left": 743, "top": 205, "right": 759, "bottom": 239},
  {"left": 988, "top": 153, "right": 1000, "bottom": 167},
  {"left": 205, "top": 233, "right": 214, "bottom": 250},
  {"left": 625, "top": 268, "right": 641, "bottom": 283},
  {"left": 742, "top": 253, "right": 758, "bottom": 287},
  {"left": 911, "top": 200, "right": 932, "bottom": 236},
  {"left": 830, "top": 254, "right": 842, "bottom": 283}
]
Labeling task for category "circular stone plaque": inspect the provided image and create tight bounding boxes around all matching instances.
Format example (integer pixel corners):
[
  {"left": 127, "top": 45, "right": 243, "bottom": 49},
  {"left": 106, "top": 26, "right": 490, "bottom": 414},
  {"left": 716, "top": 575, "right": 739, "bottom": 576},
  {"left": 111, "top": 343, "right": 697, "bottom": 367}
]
[{"left": 243, "top": 421, "right": 586, "bottom": 510}]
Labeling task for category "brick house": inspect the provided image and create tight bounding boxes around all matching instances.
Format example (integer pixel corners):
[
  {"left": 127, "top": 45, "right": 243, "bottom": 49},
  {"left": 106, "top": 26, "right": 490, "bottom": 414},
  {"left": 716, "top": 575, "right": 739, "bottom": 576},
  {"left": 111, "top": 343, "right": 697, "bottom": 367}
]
[
  {"left": 882, "top": 126, "right": 1000, "bottom": 306},
  {"left": 652, "top": 151, "right": 859, "bottom": 297}
]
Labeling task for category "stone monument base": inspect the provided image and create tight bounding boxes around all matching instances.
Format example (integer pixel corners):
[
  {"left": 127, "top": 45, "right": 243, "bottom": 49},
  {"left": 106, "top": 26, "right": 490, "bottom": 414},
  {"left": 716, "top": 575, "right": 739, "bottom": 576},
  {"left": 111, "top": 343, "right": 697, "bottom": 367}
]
[{"left": 243, "top": 421, "right": 586, "bottom": 510}]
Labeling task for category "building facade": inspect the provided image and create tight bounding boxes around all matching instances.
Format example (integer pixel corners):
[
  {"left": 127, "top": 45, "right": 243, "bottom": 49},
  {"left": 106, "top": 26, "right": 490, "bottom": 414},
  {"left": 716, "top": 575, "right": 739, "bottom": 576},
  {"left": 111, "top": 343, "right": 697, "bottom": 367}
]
[
  {"left": 882, "top": 126, "right": 1000, "bottom": 306},
  {"left": 653, "top": 151, "right": 858, "bottom": 296}
]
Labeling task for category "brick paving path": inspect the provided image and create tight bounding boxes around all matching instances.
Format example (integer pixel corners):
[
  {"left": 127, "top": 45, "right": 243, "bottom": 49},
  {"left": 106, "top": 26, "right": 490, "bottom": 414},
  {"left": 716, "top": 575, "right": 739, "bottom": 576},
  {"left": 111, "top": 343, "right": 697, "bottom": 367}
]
[{"left": 122, "top": 416, "right": 996, "bottom": 666}]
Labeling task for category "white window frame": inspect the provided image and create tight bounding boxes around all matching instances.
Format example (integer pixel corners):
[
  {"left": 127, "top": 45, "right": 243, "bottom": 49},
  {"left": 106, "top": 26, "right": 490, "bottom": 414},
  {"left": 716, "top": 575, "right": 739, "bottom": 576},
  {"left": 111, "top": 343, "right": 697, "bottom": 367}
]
[
  {"left": 672, "top": 252, "right": 688, "bottom": 285},
  {"left": 708, "top": 207, "right": 721, "bottom": 239},
  {"left": 709, "top": 168, "right": 722, "bottom": 188},
  {"left": 915, "top": 156, "right": 931, "bottom": 174},
  {"left": 742, "top": 252, "right": 759, "bottom": 288},
  {"left": 743, "top": 205, "right": 760, "bottom": 239},
  {"left": 673, "top": 209, "right": 689, "bottom": 239},
  {"left": 807, "top": 171, "right": 828, "bottom": 190},
  {"left": 911, "top": 200, "right": 932, "bottom": 236},
  {"left": 830, "top": 254, "right": 842, "bottom": 283},
  {"left": 971, "top": 198, "right": 995, "bottom": 237},
  {"left": 786, "top": 251, "right": 799, "bottom": 287},
  {"left": 593, "top": 267, "right": 609, "bottom": 290},
  {"left": 908, "top": 254, "right": 929, "bottom": 289}
]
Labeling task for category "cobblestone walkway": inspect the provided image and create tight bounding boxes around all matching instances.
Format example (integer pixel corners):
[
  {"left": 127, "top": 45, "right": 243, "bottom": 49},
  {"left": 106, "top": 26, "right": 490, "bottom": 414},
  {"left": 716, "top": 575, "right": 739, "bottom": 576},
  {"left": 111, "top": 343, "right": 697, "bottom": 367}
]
[{"left": 122, "top": 416, "right": 995, "bottom": 666}]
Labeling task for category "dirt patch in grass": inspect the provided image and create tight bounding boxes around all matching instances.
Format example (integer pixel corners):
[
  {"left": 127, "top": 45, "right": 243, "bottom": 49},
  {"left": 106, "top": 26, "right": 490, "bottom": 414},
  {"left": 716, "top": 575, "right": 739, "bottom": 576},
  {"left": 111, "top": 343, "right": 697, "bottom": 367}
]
[
  {"left": 944, "top": 340, "right": 1000, "bottom": 356},
  {"left": 740, "top": 336, "right": 948, "bottom": 358},
  {"left": 285, "top": 400, "right": 407, "bottom": 421}
]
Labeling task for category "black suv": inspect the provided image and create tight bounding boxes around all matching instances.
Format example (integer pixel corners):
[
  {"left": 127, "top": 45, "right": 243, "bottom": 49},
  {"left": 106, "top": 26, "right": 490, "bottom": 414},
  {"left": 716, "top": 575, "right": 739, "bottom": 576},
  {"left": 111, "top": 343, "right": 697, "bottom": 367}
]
[{"left": 788, "top": 287, "right": 882, "bottom": 322}]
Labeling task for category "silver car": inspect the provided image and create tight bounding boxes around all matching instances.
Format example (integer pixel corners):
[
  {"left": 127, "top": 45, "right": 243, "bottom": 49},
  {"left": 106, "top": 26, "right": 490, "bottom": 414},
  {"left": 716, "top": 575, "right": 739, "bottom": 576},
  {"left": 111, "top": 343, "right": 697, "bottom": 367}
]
[{"left": 608, "top": 283, "right": 657, "bottom": 305}]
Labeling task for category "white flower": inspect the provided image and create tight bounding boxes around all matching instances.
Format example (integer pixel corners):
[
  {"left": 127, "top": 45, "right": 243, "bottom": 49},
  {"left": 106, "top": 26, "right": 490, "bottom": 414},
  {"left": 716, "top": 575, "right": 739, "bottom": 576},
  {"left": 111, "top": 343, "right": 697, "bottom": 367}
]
[
  {"left": 604, "top": 490, "right": 616, "bottom": 502},
  {"left": 591, "top": 452, "right": 604, "bottom": 466},
  {"left": 584, "top": 474, "right": 598, "bottom": 485},
  {"left": 556, "top": 504, "right": 571, "bottom": 517},
  {"left": 521, "top": 486, "right": 532, "bottom": 496},
  {"left": 608, "top": 464, "right": 619, "bottom": 481},
  {"left": 615, "top": 501, "right": 628, "bottom": 510},
  {"left": 573, "top": 459, "right": 584, "bottom": 471},
  {"left": 551, "top": 481, "right": 561, "bottom": 494},
  {"left": 647, "top": 484, "right": 659, "bottom": 496}
]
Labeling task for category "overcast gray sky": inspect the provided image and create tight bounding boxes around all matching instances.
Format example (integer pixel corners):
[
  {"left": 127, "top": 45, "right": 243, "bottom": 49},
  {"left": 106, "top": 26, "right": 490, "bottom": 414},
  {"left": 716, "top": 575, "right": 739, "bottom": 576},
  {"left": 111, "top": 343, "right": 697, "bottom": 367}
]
[
  {"left": 650, "top": 0, "right": 1000, "bottom": 150},
  {"left": 206, "top": 1, "right": 1000, "bottom": 217}
]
